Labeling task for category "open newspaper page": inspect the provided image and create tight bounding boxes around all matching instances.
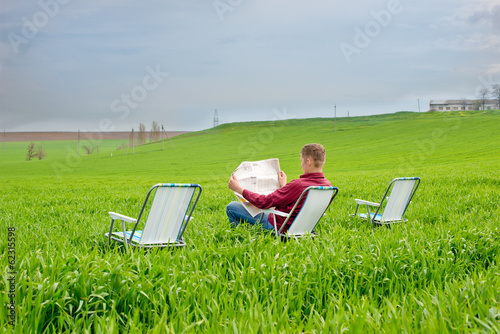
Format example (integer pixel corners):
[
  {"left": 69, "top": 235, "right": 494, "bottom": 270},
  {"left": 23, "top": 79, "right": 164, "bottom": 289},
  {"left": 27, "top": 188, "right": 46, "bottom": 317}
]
[{"left": 233, "top": 158, "right": 281, "bottom": 217}]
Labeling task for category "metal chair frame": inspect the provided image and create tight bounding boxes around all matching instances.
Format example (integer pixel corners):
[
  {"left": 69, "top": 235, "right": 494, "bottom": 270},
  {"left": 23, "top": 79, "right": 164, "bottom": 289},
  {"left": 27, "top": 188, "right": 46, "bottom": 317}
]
[
  {"left": 105, "top": 183, "right": 202, "bottom": 249},
  {"left": 353, "top": 177, "right": 420, "bottom": 226},
  {"left": 262, "top": 186, "right": 339, "bottom": 239}
]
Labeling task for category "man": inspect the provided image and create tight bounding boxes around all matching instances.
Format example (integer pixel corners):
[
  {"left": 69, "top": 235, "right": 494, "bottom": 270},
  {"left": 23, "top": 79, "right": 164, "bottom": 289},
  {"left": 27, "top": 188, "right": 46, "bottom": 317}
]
[{"left": 227, "top": 143, "right": 332, "bottom": 232}]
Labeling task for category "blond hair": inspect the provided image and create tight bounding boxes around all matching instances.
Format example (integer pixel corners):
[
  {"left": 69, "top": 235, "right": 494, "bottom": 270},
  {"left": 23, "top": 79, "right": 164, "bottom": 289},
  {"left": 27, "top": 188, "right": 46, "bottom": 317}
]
[{"left": 301, "top": 143, "right": 325, "bottom": 168}]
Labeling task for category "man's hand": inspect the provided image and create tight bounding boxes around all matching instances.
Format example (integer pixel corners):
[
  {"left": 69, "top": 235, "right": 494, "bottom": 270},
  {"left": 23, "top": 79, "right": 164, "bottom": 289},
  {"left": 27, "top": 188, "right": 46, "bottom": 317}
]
[
  {"left": 228, "top": 174, "right": 244, "bottom": 195},
  {"left": 278, "top": 171, "right": 287, "bottom": 188}
]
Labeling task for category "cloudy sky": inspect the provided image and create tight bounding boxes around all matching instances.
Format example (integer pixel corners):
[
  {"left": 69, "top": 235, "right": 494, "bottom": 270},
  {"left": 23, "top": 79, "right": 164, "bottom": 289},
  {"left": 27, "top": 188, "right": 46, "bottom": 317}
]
[{"left": 1, "top": 0, "right": 499, "bottom": 132}]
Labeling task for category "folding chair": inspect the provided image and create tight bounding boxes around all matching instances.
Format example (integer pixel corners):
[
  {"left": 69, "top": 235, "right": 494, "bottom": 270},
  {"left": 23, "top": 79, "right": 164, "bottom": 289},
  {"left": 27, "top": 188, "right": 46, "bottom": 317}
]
[
  {"left": 262, "top": 186, "right": 339, "bottom": 239},
  {"left": 105, "top": 183, "right": 202, "bottom": 249},
  {"left": 353, "top": 177, "right": 420, "bottom": 226}
]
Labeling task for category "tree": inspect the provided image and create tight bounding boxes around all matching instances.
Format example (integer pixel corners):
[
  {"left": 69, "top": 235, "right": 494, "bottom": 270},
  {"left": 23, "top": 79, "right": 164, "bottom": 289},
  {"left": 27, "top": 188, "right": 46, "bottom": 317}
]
[
  {"left": 491, "top": 84, "right": 500, "bottom": 109},
  {"left": 82, "top": 144, "right": 96, "bottom": 155},
  {"left": 36, "top": 145, "right": 46, "bottom": 160},
  {"left": 26, "top": 142, "right": 37, "bottom": 161},
  {"left": 138, "top": 123, "right": 147, "bottom": 145},
  {"left": 478, "top": 88, "right": 489, "bottom": 110},
  {"left": 150, "top": 121, "right": 161, "bottom": 142},
  {"left": 26, "top": 142, "right": 46, "bottom": 160}
]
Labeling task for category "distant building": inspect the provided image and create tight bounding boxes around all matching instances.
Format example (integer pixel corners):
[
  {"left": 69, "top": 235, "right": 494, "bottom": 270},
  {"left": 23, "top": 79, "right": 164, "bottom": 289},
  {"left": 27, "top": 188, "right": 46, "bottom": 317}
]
[{"left": 429, "top": 99, "right": 499, "bottom": 111}]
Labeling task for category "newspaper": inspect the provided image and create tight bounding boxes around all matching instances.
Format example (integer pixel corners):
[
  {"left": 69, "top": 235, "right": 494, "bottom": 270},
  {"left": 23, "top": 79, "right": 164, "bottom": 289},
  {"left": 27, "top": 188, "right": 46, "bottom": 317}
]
[{"left": 233, "top": 158, "right": 281, "bottom": 217}]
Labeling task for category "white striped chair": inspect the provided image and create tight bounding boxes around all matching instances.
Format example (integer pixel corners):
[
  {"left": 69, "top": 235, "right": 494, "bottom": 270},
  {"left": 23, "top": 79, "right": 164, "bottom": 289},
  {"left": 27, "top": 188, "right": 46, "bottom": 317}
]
[
  {"left": 353, "top": 177, "right": 420, "bottom": 226},
  {"left": 105, "top": 183, "right": 202, "bottom": 249},
  {"left": 263, "top": 186, "right": 339, "bottom": 238}
]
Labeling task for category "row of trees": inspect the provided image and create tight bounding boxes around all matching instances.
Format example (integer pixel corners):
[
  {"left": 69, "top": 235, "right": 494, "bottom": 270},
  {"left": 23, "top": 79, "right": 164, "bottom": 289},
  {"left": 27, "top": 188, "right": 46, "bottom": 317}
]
[
  {"left": 81, "top": 121, "right": 164, "bottom": 156},
  {"left": 126, "top": 121, "right": 170, "bottom": 154},
  {"left": 25, "top": 121, "right": 167, "bottom": 159},
  {"left": 134, "top": 121, "right": 163, "bottom": 146}
]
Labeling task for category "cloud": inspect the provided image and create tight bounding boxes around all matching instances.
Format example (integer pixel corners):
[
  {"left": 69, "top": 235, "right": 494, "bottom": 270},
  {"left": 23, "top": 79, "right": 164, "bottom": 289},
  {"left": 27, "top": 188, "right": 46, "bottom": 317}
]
[
  {"left": 1, "top": 0, "right": 500, "bottom": 131},
  {"left": 468, "top": 5, "right": 500, "bottom": 31}
]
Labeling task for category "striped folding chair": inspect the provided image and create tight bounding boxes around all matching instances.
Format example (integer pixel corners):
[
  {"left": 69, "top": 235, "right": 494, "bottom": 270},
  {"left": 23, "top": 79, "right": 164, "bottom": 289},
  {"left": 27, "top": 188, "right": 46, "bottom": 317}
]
[
  {"left": 353, "top": 177, "right": 420, "bottom": 226},
  {"left": 105, "top": 183, "right": 202, "bottom": 249},
  {"left": 262, "top": 186, "right": 339, "bottom": 239}
]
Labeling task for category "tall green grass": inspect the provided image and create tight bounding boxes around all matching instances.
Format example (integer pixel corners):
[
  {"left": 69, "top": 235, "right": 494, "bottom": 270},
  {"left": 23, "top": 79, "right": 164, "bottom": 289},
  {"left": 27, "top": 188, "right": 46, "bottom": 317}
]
[{"left": 1, "top": 111, "right": 499, "bottom": 333}]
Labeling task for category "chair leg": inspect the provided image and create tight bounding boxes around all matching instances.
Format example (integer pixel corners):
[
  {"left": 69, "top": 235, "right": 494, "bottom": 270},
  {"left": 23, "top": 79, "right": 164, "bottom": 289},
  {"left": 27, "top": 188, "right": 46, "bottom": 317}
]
[
  {"left": 257, "top": 212, "right": 280, "bottom": 239},
  {"left": 108, "top": 219, "right": 115, "bottom": 247},
  {"left": 271, "top": 214, "right": 280, "bottom": 239},
  {"left": 121, "top": 219, "right": 129, "bottom": 251},
  {"left": 255, "top": 212, "right": 264, "bottom": 225},
  {"left": 365, "top": 205, "right": 371, "bottom": 224}
]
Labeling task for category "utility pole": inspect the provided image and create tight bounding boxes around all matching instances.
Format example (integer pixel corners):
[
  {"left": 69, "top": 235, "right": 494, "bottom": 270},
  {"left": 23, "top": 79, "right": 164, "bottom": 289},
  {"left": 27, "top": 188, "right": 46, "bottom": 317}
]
[
  {"left": 162, "top": 125, "right": 175, "bottom": 149},
  {"left": 78, "top": 130, "right": 80, "bottom": 156},
  {"left": 162, "top": 125, "right": 165, "bottom": 151},
  {"left": 127, "top": 128, "right": 134, "bottom": 155},
  {"left": 334, "top": 104, "right": 337, "bottom": 132},
  {"left": 417, "top": 99, "right": 421, "bottom": 112},
  {"left": 213, "top": 109, "right": 219, "bottom": 128}
]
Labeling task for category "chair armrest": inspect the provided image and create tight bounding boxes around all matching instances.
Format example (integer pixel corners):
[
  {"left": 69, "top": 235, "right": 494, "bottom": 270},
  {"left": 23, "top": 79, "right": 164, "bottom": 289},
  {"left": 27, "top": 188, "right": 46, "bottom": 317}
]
[
  {"left": 261, "top": 208, "right": 289, "bottom": 217},
  {"left": 354, "top": 199, "right": 380, "bottom": 207},
  {"left": 108, "top": 212, "right": 137, "bottom": 223}
]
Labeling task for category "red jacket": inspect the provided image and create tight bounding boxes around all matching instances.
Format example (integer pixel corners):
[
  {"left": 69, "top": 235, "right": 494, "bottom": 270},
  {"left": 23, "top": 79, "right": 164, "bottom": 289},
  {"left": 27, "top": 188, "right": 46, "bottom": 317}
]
[{"left": 242, "top": 172, "right": 332, "bottom": 232}]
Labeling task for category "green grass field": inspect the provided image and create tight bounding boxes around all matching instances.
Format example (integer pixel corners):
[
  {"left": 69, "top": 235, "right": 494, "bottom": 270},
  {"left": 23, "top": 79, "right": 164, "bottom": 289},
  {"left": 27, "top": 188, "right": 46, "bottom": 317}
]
[{"left": 1, "top": 110, "right": 499, "bottom": 333}]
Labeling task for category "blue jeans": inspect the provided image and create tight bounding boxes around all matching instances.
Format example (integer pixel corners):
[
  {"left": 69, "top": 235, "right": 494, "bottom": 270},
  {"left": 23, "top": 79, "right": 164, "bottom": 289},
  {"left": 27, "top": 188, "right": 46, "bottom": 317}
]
[{"left": 226, "top": 201, "right": 275, "bottom": 230}]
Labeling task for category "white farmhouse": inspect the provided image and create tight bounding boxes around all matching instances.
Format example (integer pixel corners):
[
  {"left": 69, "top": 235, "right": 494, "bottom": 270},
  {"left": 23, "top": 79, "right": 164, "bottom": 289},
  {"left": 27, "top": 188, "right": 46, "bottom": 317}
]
[{"left": 429, "top": 99, "right": 499, "bottom": 111}]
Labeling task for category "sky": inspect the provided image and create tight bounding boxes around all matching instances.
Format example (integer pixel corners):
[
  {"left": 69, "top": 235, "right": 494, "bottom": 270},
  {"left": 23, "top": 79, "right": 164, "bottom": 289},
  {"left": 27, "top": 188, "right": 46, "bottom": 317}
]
[{"left": 1, "top": 0, "right": 499, "bottom": 132}]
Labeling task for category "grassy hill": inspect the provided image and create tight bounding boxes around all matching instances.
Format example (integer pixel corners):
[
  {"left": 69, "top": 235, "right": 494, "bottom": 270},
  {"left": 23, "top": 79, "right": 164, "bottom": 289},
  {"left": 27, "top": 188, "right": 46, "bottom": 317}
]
[
  {"left": 2, "top": 110, "right": 498, "bottom": 177},
  {"left": 1, "top": 110, "right": 499, "bottom": 332}
]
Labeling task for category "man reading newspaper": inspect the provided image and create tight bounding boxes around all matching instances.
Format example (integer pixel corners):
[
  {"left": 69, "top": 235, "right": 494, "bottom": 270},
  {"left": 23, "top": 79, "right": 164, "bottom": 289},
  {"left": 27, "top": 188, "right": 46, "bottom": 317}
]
[{"left": 227, "top": 143, "right": 332, "bottom": 232}]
